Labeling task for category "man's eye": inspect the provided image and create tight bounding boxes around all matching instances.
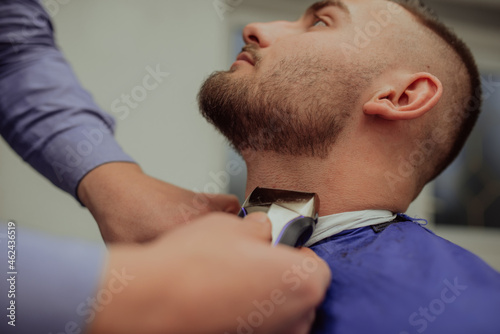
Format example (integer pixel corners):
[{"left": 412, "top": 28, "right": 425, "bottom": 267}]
[{"left": 312, "top": 16, "right": 328, "bottom": 27}]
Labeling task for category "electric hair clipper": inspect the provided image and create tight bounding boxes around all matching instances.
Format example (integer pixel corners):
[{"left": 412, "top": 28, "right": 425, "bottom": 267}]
[{"left": 238, "top": 187, "right": 320, "bottom": 248}]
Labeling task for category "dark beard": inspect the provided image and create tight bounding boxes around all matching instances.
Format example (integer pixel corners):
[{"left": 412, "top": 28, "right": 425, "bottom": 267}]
[{"left": 197, "top": 57, "right": 353, "bottom": 158}]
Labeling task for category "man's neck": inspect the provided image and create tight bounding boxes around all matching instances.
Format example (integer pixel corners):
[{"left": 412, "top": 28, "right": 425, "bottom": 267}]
[{"left": 243, "top": 149, "right": 412, "bottom": 216}]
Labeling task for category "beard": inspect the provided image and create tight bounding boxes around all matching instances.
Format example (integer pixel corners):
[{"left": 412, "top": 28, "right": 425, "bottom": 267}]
[{"left": 198, "top": 49, "right": 359, "bottom": 158}]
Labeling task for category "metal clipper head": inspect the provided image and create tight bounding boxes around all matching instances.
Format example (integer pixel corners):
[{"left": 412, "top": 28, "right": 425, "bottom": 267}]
[{"left": 238, "top": 187, "right": 320, "bottom": 247}]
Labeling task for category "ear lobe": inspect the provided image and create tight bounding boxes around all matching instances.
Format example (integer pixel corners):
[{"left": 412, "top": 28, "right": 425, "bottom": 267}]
[{"left": 363, "top": 73, "right": 443, "bottom": 121}]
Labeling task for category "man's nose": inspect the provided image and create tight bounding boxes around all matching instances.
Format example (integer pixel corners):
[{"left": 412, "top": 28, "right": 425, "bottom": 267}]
[{"left": 243, "top": 21, "right": 299, "bottom": 48}]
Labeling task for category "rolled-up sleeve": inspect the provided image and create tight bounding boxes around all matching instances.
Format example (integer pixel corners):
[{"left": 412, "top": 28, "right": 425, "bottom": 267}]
[
  {"left": 0, "top": 0, "right": 135, "bottom": 199},
  {"left": 0, "top": 222, "right": 106, "bottom": 333}
]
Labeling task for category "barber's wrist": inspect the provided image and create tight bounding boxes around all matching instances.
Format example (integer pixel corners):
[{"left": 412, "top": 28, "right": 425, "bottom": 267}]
[{"left": 88, "top": 244, "right": 166, "bottom": 334}]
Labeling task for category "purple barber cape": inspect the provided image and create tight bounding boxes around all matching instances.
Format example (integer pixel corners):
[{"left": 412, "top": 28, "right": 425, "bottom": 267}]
[{"left": 310, "top": 214, "right": 500, "bottom": 334}]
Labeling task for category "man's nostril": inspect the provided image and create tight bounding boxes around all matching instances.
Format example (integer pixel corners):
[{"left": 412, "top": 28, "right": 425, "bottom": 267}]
[{"left": 249, "top": 35, "right": 259, "bottom": 44}]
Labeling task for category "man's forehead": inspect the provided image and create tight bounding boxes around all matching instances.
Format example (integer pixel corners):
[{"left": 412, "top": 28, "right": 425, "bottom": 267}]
[
  {"left": 304, "top": 0, "right": 351, "bottom": 16},
  {"left": 301, "top": 0, "right": 409, "bottom": 28},
  {"left": 303, "top": 0, "right": 398, "bottom": 15}
]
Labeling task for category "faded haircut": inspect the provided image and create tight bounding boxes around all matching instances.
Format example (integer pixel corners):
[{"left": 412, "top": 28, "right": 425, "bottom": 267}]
[{"left": 389, "top": 0, "right": 482, "bottom": 181}]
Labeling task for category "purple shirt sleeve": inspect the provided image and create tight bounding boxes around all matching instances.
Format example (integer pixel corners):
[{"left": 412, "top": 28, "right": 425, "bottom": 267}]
[
  {"left": 0, "top": 222, "right": 106, "bottom": 333},
  {"left": 0, "top": 0, "right": 135, "bottom": 200}
]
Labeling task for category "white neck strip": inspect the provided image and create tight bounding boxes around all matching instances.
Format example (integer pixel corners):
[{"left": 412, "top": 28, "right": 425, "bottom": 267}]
[{"left": 304, "top": 210, "right": 396, "bottom": 247}]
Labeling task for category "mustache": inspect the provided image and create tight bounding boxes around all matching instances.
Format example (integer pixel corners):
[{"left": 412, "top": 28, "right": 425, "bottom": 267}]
[{"left": 241, "top": 44, "right": 263, "bottom": 65}]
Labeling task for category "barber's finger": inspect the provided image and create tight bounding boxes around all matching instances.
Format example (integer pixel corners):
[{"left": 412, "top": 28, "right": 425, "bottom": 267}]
[
  {"left": 297, "top": 247, "right": 332, "bottom": 289},
  {"left": 241, "top": 212, "right": 272, "bottom": 242},
  {"left": 279, "top": 310, "right": 316, "bottom": 334},
  {"left": 207, "top": 193, "right": 241, "bottom": 214}
]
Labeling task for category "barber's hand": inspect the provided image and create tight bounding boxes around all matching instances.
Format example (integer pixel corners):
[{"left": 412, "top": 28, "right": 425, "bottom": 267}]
[
  {"left": 77, "top": 162, "right": 240, "bottom": 243},
  {"left": 90, "top": 212, "right": 331, "bottom": 334}
]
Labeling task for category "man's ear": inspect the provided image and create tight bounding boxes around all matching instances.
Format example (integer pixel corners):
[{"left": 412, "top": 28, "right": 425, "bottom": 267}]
[{"left": 363, "top": 73, "right": 443, "bottom": 121}]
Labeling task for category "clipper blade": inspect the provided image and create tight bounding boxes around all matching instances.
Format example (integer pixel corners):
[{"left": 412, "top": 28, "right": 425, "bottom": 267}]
[{"left": 239, "top": 187, "right": 320, "bottom": 247}]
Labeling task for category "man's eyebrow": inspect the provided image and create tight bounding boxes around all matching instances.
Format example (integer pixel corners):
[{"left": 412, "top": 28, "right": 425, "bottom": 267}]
[{"left": 305, "top": 0, "right": 351, "bottom": 18}]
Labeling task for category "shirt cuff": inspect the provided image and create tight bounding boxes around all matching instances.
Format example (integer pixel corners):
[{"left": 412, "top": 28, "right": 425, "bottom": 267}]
[{"left": 28, "top": 122, "right": 136, "bottom": 201}]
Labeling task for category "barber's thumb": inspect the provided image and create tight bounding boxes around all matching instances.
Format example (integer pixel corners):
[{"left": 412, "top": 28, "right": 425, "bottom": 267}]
[
  {"left": 242, "top": 212, "right": 272, "bottom": 242},
  {"left": 209, "top": 194, "right": 241, "bottom": 214}
]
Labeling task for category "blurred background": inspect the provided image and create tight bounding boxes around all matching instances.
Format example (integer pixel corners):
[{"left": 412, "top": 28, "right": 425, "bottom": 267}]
[{"left": 0, "top": 0, "right": 499, "bottom": 269}]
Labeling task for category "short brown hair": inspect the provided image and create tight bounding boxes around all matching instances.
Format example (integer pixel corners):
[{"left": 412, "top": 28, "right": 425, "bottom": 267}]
[{"left": 389, "top": 0, "right": 482, "bottom": 181}]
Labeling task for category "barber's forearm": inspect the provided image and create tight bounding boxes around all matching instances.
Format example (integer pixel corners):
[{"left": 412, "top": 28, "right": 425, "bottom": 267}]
[
  {"left": 77, "top": 162, "right": 241, "bottom": 243},
  {"left": 0, "top": 0, "right": 135, "bottom": 198}
]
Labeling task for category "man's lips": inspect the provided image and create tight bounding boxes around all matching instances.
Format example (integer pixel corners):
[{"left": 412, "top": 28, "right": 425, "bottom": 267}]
[{"left": 236, "top": 52, "right": 255, "bottom": 66}]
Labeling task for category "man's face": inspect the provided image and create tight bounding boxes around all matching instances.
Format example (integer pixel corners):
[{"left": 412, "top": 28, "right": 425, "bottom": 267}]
[{"left": 199, "top": 0, "right": 405, "bottom": 158}]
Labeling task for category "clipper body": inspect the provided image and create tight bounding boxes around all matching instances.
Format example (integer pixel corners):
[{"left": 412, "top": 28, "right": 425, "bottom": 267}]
[{"left": 238, "top": 187, "right": 320, "bottom": 247}]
